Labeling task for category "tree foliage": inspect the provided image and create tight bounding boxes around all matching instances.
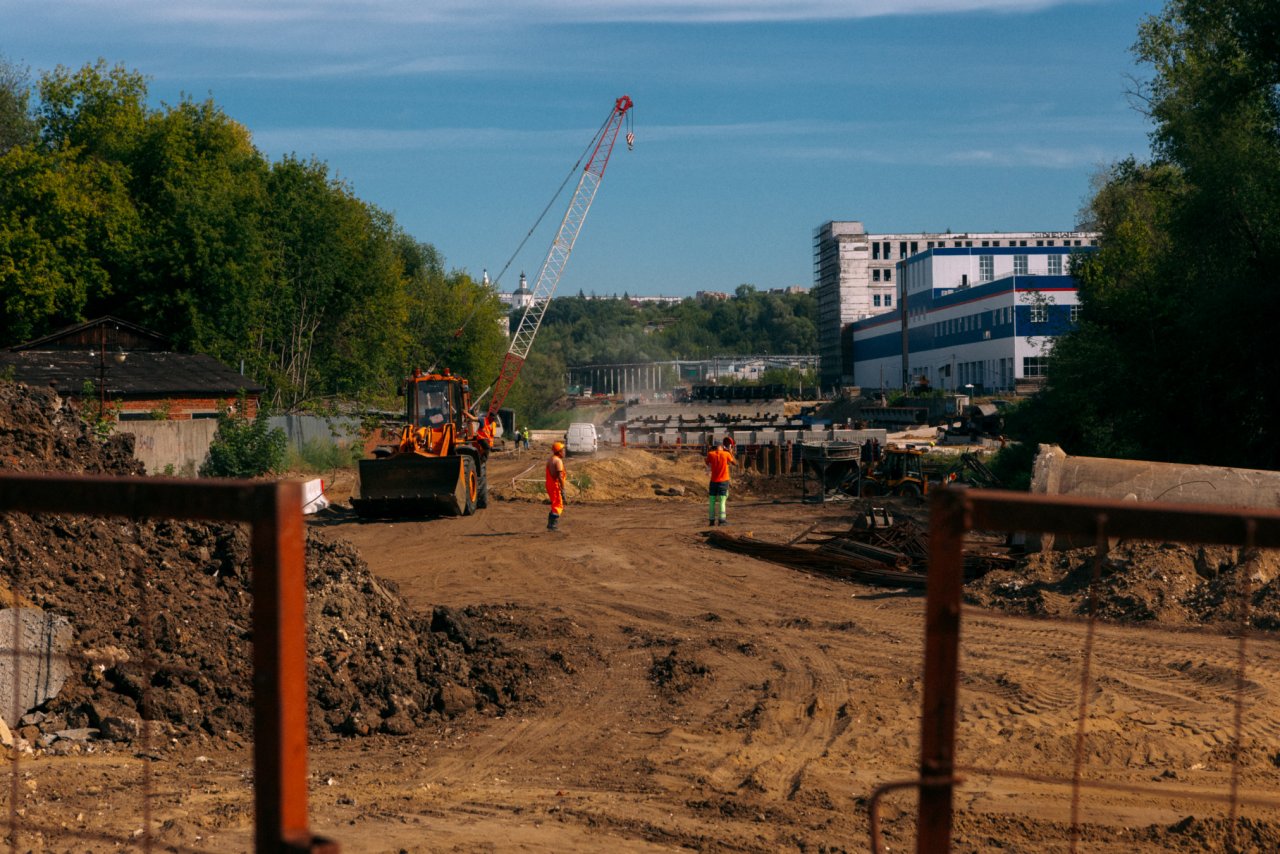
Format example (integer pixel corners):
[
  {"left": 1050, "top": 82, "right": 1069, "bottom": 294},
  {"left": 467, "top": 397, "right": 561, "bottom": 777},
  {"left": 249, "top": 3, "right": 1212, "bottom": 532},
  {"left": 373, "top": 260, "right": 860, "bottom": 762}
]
[
  {"left": 0, "top": 57, "right": 504, "bottom": 413},
  {"left": 1017, "top": 0, "right": 1280, "bottom": 468}
]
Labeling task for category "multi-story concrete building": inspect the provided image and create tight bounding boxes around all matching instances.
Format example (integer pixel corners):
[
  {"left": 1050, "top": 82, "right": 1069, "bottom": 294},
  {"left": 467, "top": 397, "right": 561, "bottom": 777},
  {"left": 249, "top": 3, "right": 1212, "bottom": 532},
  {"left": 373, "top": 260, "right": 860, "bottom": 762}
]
[
  {"left": 813, "top": 221, "right": 1096, "bottom": 389},
  {"left": 848, "top": 245, "right": 1095, "bottom": 393}
]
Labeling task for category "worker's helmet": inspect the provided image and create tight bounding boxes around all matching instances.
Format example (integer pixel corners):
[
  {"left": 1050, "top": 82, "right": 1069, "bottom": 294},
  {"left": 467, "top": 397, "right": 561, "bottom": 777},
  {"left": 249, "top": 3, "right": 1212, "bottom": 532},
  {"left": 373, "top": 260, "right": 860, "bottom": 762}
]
[{"left": 552, "top": 441, "right": 565, "bottom": 455}]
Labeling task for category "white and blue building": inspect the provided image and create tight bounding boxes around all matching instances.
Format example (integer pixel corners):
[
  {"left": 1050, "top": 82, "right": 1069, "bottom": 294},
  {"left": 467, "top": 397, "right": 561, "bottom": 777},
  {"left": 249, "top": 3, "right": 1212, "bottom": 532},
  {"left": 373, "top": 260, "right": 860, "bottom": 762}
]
[{"left": 849, "top": 245, "right": 1095, "bottom": 393}]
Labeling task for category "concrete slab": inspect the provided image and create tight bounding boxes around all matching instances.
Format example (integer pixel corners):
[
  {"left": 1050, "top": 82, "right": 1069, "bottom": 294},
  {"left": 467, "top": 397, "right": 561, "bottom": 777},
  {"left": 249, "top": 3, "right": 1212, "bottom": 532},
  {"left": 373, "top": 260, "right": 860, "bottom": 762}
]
[{"left": 0, "top": 608, "right": 74, "bottom": 720}]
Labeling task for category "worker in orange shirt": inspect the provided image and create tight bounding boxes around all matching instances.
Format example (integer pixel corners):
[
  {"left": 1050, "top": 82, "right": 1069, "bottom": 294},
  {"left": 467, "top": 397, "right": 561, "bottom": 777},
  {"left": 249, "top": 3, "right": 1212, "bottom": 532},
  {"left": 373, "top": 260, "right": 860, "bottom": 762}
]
[
  {"left": 545, "top": 441, "right": 568, "bottom": 531},
  {"left": 468, "top": 410, "right": 497, "bottom": 461},
  {"left": 705, "top": 436, "right": 736, "bottom": 526}
]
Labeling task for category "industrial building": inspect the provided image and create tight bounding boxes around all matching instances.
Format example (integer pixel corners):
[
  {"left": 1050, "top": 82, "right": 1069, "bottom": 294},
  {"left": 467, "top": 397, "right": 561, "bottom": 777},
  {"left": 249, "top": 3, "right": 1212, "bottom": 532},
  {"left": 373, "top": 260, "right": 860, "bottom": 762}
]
[
  {"left": 813, "top": 221, "right": 1097, "bottom": 389},
  {"left": 848, "top": 245, "right": 1095, "bottom": 394}
]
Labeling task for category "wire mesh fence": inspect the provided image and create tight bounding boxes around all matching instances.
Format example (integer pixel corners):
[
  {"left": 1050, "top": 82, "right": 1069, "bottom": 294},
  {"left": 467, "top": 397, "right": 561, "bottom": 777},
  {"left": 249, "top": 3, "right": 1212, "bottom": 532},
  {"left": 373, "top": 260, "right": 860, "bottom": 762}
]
[
  {"left": 871, "top": 487, "right": 1280, "bottom": 853},
  {"left": 0, "top": 472, "right": 334, "bottom": 853}
]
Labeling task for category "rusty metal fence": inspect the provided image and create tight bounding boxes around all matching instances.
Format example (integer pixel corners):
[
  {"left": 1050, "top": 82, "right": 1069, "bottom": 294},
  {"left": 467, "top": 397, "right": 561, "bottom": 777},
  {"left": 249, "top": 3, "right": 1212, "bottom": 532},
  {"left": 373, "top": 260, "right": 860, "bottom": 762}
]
[
  {"left": 0, "top": 472, "right": 335, "bottom": 853},
  {"left": 872, "top": 486, "right": 1280, "bottom": 853}
]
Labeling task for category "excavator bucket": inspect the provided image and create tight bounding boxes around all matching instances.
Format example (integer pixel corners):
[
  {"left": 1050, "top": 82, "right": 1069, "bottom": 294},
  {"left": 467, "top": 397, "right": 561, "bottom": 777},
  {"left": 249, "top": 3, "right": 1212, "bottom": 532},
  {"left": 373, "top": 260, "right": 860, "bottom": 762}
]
[{"left": 352, "top": 455, "right": 472, "bottom": 518}]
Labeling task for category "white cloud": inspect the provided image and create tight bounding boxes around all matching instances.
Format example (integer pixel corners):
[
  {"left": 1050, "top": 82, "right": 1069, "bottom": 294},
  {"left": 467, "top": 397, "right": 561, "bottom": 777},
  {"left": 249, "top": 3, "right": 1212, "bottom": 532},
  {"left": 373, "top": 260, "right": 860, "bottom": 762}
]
[{"left": 38, "top": 0, "right": 1105, "bottom": 27}]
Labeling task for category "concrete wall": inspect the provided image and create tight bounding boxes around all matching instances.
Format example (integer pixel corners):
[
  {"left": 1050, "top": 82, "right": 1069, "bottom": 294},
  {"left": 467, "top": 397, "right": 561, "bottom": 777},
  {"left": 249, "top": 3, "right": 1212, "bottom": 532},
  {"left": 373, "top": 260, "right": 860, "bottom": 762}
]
[
  {"left": 1030, "top": 444, "right": 1280, "bottom": 550},
  {"left": 115, "top": 420, "right": 218, "bottom": 475},
  {"left": 116, "top": 414, "right": 363, "bottom": 475}
]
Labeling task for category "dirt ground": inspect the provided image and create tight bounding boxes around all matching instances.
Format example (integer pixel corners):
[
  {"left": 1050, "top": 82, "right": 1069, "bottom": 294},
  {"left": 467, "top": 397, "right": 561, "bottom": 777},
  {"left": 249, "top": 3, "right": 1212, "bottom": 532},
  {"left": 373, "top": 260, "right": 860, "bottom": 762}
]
[{"left": 11, "top": 442, "right": 1280, "bottom": 852}]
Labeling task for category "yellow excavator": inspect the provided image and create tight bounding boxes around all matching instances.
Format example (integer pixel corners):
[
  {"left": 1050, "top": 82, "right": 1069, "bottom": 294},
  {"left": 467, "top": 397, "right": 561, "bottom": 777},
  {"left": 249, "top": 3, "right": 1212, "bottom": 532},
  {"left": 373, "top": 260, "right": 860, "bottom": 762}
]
[{"left": 352, "top": 370, "right": 489, "bottom": 517}]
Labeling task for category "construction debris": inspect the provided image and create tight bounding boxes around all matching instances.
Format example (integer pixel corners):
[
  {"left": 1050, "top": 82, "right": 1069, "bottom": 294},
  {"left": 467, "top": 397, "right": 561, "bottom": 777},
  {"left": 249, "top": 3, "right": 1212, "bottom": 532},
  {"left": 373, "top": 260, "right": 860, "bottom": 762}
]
[{"left": 705, "top": 499, "right": 1017, "bottom": 589}]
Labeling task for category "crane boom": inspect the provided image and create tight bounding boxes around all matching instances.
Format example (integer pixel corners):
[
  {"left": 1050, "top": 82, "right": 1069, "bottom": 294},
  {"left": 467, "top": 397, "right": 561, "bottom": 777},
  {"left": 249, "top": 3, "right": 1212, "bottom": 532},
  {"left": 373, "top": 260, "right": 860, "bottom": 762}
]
[{"left": 486, "top": 95, "right": 633, "bottom": 419}]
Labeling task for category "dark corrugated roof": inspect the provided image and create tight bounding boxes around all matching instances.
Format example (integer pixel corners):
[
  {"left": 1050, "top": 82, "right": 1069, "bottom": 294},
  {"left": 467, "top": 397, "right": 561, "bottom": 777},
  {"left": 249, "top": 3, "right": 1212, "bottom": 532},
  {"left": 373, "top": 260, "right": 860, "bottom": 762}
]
[{"left": 0, "top": 350, "right": 265, "bottom": 398}]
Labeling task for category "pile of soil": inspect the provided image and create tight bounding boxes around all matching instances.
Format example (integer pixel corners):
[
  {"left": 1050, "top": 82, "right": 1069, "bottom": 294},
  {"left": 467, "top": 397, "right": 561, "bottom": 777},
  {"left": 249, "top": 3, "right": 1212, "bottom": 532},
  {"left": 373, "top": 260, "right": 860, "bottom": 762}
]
[
  {"left": 495, "top": 448, "right": 724, "bottom": 502},
  {"left": 0, "top": 381, "right": 534, "bottom": 748},
  {"left": 968, "top": 539, "right": 1280, "bottom": 630}
]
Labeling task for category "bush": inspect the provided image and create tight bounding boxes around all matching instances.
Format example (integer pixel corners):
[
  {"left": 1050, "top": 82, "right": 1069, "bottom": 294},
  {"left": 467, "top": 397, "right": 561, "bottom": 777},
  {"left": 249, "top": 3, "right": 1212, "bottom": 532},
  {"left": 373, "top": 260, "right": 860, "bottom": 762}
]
[{"left": 200, "top": 396, "right": 287, "bottom": 478}]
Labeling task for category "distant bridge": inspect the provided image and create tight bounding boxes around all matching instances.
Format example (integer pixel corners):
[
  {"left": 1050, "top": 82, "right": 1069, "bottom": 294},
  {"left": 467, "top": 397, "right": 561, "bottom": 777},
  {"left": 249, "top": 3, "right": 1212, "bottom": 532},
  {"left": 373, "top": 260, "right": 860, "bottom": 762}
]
[{"left": 566, "top": 355, "right": 817, "bottom": 396}]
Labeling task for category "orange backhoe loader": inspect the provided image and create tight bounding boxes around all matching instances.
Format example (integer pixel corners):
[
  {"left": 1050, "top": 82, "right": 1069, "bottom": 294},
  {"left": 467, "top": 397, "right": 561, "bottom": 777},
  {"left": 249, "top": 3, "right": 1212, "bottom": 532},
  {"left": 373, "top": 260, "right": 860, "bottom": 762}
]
[{"left": 352, "top": 370, "right": 490, "bottom": 517}]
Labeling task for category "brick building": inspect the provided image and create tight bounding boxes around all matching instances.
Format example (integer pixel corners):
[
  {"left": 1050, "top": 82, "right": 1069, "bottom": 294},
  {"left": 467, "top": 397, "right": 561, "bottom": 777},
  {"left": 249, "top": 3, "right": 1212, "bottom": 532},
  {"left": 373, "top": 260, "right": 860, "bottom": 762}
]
[{"left": 1, "top": 317, "right": 264, "bottom": 421}]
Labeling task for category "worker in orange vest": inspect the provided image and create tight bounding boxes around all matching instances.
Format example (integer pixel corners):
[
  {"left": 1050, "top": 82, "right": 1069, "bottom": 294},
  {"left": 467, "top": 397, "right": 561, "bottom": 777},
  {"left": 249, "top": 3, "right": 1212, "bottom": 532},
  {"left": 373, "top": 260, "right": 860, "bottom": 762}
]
[
  {"left": 470, "top": 411, "right": 497, "bottom": 461},
  {"left": 545, "top": 441, "right": 568, "bottom": 531},
  {"left": 705, "top": 436, "right": 736, "bottom": 527}
]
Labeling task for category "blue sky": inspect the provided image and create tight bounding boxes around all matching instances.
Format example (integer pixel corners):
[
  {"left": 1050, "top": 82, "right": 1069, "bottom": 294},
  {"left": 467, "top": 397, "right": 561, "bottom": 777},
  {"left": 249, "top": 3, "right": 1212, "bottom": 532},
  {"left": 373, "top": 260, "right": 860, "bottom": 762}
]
[{"left": 3, "top": 0, "right": 1163, "bottom": 298}]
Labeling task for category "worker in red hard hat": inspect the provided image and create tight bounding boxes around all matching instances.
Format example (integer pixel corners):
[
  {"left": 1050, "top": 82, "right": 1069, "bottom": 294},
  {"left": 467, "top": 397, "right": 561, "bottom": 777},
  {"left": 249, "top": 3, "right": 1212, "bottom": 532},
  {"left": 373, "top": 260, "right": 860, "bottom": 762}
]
[
  {"left": 705, "top": 435, "right": 736, "bottom": 527},
  {"left": 545, "top": 440, "right": 568, "bottom": 531}
]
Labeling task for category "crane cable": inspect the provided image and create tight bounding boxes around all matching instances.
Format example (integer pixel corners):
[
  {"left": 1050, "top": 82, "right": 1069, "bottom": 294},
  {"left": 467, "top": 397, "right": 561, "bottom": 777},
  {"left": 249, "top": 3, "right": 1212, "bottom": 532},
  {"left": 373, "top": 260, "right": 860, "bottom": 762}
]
[
  {"left": 424, "top": 106, "right": 624, "bottom": 374},
  {"left": 490, "top": 106, "right": 619, "bottom": 289}
]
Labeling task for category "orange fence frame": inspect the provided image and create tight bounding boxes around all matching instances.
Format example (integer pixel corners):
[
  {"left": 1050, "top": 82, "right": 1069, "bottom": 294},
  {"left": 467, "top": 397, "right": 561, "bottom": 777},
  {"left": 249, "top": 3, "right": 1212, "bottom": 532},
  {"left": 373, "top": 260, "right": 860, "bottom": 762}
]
[
  {"left": 0, "top": 472, "right": 336, "bottom": 853},
  {"left": 914, "top": 486, "right": 1280, "bottom": 853}
]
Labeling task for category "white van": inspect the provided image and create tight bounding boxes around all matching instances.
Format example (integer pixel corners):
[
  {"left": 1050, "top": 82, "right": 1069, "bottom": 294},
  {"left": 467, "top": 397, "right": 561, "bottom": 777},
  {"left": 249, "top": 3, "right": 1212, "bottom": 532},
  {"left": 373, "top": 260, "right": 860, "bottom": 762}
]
[{"left": 565, "top": 422, "right": 598, "bottom": 455}]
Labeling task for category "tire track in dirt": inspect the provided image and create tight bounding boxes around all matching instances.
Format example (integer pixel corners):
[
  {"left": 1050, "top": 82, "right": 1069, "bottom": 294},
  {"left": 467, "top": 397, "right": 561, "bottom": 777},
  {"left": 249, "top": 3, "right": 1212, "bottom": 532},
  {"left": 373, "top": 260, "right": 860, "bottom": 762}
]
[{"left": 324, "top": 490, "right": 1280, "bottom": 850}]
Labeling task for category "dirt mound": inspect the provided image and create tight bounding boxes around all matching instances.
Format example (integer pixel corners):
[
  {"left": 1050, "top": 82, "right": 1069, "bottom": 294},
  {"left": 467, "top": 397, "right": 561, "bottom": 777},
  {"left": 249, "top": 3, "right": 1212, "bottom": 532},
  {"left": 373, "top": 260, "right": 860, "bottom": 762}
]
[
  {"left": 496, "top": 448, "right": 718, "bottom": 502},
  {"left": 0, "top": 381, "right": 533, "bottom": 748},
  {"left": 968, "top": 540, "right": 1280, "bottom": 629},
  {"left": 0, "top": 382, "right": 143, "bottom": 475}
]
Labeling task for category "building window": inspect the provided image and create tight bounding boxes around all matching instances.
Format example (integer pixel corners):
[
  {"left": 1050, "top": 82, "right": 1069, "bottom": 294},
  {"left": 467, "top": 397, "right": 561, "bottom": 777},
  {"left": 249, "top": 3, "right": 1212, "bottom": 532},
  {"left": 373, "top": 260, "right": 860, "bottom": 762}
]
[
  {"left": 872, "top": 243, "right": 880, "bottom": 260},
  {"left": 1023, "top": 356, "right": 1049, "bottom": 377},
  {"left": 873, "top": 269, "right": 881, "bottom": 282},
  {"left": 910, "top": 241, "right": 918, "bottom": 254},
  {"left": 1030, "top": 303, "right": 1047, "bottom": 323},
  {"left": 873, "top": 295, "right": 881, "bottom": 307},
  {"left": 979, "top": 255, "right": 994, "bottom": 282},
  {"left": 899, "top": 241, "right": 907, "bottom": 258},
  {"left": 1047, "top": 254, "right": 1063, "bottom": 275},
  {"left": 884, "top": 268, "right": 892, "bottom": 282},
  {"left": 884, "top": 294, "right": 891, "bottom": 307},
  {"left": 1070, "top": 305, "right": 1081, "bottom": 323},
  {"left": 1014, "top": 254, "right": 1029, "bottom": 275}
]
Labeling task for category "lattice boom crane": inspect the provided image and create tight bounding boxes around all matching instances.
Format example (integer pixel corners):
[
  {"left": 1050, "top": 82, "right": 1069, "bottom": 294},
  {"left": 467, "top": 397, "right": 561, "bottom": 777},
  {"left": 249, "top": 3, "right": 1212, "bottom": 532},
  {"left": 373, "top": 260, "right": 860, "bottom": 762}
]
[{"left": 486, "top": 94, "right": 634, "bottom": 420}]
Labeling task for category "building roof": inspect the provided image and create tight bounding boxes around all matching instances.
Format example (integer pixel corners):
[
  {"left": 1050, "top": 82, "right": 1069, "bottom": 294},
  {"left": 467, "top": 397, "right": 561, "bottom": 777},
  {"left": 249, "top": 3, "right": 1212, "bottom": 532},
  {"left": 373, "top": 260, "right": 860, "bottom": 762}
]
[
  {"left": 4, "top": 317, "right": 263, "bottom": 398},
  {"left": 0, "top": 349, "right": 265, "bottom": 398}
]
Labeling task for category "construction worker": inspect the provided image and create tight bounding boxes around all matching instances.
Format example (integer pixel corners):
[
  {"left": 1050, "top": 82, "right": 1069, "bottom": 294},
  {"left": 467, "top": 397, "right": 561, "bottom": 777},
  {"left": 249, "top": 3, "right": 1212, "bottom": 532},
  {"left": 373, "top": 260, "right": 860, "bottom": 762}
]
[
  {"left": 469, "top": 411, "right": 496, "bottom": 461},
  {"left": 545, "top": 440, "right": 567, "bottom": 531},
  {"left": 521, "top": 425, "right": 531, "bottom": 451},
  {"left": 705, "top": 436, "right": 736, "bottom": 527}
]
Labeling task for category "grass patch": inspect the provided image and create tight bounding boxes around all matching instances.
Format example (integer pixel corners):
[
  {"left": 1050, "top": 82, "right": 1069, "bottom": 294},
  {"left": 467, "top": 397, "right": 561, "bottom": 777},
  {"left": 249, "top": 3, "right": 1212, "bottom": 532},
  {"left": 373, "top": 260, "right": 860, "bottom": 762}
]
[{"left": 285, "top": 438, "right": 362, "bottom": 474}]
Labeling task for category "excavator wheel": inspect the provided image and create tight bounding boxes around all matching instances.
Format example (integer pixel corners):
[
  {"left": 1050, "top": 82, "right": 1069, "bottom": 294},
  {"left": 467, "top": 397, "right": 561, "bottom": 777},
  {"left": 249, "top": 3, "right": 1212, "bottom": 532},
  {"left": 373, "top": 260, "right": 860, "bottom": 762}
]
[
  {"left": 461, "top": 456, "right": 478, "bottom": 516},
  {"left": 893, "top": 481, "right": 922, "bottom": 499},
  {"left": 476, "top": 462, "right": 489, "bottom": 509}
]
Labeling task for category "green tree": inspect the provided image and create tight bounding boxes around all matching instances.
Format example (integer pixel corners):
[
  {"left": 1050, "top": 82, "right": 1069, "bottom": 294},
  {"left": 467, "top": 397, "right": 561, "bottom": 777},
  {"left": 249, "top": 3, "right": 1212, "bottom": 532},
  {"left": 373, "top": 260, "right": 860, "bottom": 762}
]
[
  {"left": 0, "top": 57, "right": 36, "bottom": 154},
  {"left": 1017, "top": 0, "right": 1279, "bottom": 469}
]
